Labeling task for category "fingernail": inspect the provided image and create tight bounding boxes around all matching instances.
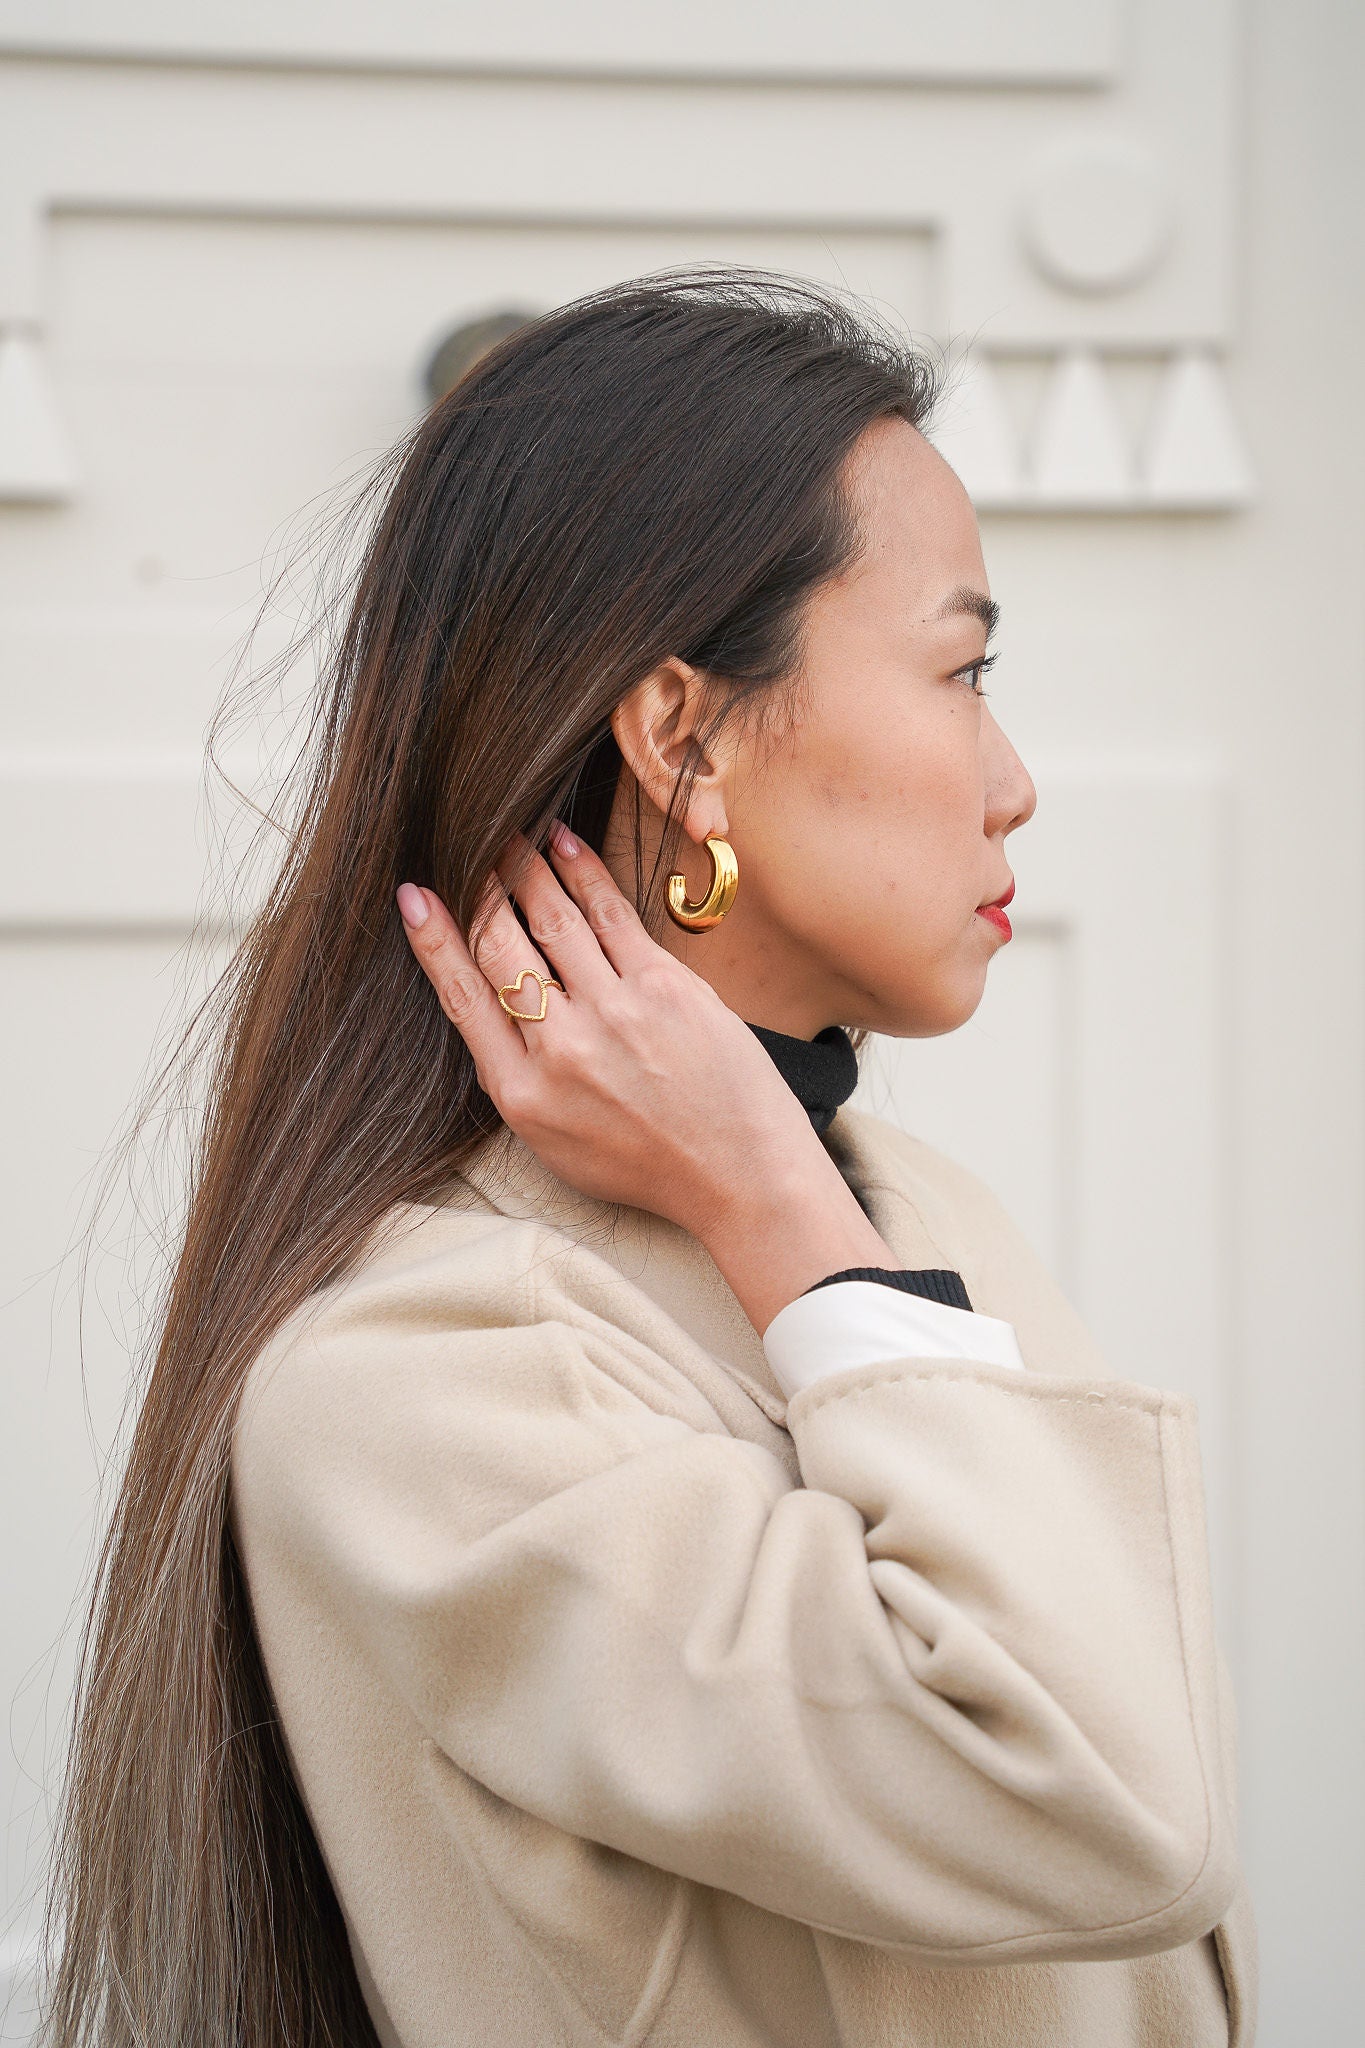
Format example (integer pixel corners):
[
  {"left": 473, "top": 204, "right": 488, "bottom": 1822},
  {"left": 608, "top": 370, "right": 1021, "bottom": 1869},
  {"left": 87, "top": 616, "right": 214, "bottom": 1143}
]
[
  {"left": 549, "top": 819, "right": 580, "bottom": 857},
  {"left": 396, "top": 883, "right": 430, "bottom": 927}
]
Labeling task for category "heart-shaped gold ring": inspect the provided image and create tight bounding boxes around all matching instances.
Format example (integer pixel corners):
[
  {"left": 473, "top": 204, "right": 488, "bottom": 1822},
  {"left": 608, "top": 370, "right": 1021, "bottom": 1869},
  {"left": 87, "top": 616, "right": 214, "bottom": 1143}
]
[{"left": 496, "top": 968, "right": 565, "bottom": 1023}]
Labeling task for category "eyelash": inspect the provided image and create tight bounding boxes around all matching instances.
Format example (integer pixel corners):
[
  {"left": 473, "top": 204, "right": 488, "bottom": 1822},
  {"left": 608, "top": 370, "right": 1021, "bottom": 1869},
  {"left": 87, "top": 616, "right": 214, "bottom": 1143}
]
[{"left": 954, "top": 651, "right": 999, "bottom": 697}]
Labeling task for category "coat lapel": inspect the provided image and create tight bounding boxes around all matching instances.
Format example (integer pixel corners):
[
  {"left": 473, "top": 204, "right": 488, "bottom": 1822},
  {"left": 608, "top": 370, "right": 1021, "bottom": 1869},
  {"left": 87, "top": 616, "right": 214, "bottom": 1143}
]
[
  {"left": 454, "top": 1107, "right": 929, "bottom": 1425},
  {"left": 456, "top": 1105, "right": 923, "bottom": 1264}
]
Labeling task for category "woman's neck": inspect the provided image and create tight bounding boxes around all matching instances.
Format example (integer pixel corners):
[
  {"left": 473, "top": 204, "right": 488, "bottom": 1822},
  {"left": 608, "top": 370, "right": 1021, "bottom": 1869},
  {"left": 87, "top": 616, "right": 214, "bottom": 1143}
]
[{"left": 744, "top": 1019, "right": 859, "bottom": 1135}]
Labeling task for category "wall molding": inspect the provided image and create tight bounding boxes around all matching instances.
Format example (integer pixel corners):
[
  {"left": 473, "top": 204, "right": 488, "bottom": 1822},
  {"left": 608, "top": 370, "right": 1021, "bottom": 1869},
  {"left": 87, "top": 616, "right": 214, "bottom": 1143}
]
[
  {"left": 0, "top": 4, "right": 1243, "bottom": 503},
  {"left": 929, "top": 346, "right": 1256, "bottom": 512},
  {"left": 0, "top": 1, "right": 1125, "bottom": 86}
]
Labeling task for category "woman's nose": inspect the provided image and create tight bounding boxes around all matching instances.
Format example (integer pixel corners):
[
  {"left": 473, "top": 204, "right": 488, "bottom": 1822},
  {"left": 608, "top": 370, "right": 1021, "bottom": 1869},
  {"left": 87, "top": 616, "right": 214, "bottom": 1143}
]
[{"left": 985, "top": 717, "right": 1037, "bottom": 836}]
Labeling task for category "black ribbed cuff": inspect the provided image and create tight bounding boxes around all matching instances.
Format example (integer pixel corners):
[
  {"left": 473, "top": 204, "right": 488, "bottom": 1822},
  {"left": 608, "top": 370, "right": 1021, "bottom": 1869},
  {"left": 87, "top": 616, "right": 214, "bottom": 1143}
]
[{"left": 802, "top": 1267, "right": 975, "bottom": 1311}]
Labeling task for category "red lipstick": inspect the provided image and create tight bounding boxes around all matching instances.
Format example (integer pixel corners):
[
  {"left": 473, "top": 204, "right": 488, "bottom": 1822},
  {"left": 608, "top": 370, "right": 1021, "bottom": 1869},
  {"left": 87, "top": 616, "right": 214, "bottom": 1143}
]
[{"left": 976, "top": 876, "right": 1014, "bottom": 940}]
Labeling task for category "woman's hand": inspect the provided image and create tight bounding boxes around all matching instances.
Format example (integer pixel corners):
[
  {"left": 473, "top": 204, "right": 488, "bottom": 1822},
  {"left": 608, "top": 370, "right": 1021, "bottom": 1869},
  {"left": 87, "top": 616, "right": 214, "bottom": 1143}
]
[
  {"left": 397, "top": 820, "right": 900, "bottom": 1331},
  {"left": 396, "top": 821, "right": 826, "bottom": 1241}
]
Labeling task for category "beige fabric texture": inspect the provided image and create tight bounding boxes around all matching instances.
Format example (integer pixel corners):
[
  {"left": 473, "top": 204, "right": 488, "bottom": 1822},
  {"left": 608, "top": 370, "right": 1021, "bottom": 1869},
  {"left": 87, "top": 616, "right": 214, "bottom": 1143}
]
[{"left": 230, "top": 1104, "right": 1259, "bottom": 2047}]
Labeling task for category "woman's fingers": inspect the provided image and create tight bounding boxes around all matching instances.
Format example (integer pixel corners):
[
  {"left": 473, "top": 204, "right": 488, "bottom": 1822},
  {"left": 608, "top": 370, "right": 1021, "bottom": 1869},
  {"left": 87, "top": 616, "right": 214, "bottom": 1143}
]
[
  {"left": 395, "top": 884, "right": 531, "bottom": 1092},
  {"left": 494, "top": 832, "right": 620, "bottom": 999},
  {"left": 397, "top": 835, "right": 820, "bottom": 1237},
  {"left": 539, "top": 819, "right": 662, "bottom": 976},
  {"left": 463, "top": 868, "right": 561, "bottom": 1017},
  {"left": 398, "top": 819, "right": 664, "bottom": 1095}
]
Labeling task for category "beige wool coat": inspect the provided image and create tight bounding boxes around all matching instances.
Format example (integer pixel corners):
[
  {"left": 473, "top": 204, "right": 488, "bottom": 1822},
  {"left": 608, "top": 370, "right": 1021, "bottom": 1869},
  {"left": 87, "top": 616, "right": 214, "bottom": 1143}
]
[{"left": 230, "top": 1103, "right": 1260, "bottom": 2047}]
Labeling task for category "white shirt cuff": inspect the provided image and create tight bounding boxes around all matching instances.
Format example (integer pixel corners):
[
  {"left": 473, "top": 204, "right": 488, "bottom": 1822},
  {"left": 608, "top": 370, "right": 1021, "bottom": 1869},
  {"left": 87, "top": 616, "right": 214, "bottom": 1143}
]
[{"left": 762, "top": 1279, "right": 1026, "bottom": 1400}]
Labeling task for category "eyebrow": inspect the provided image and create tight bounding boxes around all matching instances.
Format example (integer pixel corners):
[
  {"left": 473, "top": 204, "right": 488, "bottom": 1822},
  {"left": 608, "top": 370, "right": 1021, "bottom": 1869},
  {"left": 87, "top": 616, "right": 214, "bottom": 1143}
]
[{"left": 931, "top": 586, "right": 1000, "bottom": 641}]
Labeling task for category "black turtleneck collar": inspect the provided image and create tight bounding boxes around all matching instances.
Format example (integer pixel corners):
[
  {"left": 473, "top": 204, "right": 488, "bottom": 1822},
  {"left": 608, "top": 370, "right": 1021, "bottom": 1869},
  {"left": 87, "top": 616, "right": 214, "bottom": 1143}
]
[{"left": 746, "top": 1020, "right": 859, "bottom": 1135}]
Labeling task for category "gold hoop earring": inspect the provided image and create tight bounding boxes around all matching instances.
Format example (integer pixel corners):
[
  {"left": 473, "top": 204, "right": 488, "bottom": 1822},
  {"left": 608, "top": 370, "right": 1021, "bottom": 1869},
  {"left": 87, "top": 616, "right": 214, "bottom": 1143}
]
[{"left": 665, "top": 832, "right": 739, "bottom": 932}]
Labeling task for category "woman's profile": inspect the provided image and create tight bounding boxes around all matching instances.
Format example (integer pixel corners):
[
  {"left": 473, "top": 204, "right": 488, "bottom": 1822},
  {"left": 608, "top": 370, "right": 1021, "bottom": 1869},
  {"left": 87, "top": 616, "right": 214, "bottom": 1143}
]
[{"left": 38, "top": 270, "right": 1257, "bottom": 2047}]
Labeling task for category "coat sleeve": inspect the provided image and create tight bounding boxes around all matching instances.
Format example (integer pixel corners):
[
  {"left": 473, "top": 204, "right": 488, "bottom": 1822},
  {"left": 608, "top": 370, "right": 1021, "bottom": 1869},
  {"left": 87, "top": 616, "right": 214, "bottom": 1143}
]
[{"left": 234, "top": 1236, "right": 1240, "bottom": 1969}]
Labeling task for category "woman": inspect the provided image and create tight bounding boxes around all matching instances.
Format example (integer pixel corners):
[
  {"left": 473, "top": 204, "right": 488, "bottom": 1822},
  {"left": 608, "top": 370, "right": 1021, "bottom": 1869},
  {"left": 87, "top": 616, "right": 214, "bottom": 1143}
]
[{"left": 42, "top": 271, "right": 1257, "bottom": 2047}]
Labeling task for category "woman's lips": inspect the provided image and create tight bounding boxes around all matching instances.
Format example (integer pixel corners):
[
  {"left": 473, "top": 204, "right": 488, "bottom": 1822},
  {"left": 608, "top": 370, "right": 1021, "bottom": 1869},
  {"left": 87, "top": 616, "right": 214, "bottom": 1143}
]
[{"left": 976, "top": 874, "right": 1014, "bottom": 937}]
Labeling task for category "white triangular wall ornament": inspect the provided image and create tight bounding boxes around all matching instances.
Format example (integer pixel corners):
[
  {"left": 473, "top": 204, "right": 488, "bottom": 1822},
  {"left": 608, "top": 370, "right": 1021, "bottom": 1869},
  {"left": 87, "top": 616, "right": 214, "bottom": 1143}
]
[
  {"left": 924, "top": 352, "right": 1023, "bottom": 507},
  {"left": 1030, "top": 348, "right": 1132, "bottom": 506},
  {"left": 0, "top": 326, "right": 78, "bottom": 503},
  {"left": 1140, "top": 349, "right": 1255, "bottom": 507}
]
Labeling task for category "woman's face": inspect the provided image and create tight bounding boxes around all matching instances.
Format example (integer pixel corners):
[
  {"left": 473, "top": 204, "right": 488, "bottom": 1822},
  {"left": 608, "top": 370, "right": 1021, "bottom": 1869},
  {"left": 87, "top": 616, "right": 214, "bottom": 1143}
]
[{"left": 650, "top": 415, "right": 1037, "bottom": 1041}]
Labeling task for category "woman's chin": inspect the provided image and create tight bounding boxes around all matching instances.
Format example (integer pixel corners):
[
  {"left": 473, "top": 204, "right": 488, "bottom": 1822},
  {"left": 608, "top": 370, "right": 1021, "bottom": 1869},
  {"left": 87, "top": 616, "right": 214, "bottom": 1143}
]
[{"left": 849, "top": 971, "right": 989, "bottom": 1041}]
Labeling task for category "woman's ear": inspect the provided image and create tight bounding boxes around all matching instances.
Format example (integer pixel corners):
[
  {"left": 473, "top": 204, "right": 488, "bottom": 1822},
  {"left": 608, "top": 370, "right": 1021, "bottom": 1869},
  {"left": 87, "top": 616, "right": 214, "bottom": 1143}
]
[{"left": 610, "top": 657, "right": 731, "bottom": 840}]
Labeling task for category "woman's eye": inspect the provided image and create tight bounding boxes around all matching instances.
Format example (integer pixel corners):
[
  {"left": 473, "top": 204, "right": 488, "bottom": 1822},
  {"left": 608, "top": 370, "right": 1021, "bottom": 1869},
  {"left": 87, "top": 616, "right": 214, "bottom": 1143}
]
[{"left": 954, "top": 652, "right": 999, "bottom": 696}]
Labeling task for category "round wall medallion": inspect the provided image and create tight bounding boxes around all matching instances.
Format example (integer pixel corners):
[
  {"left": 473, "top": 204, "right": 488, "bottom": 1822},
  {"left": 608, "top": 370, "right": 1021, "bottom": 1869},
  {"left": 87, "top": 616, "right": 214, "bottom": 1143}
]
[{"left": 1020, "top": 137, "right": 1174, "bottom": 296}]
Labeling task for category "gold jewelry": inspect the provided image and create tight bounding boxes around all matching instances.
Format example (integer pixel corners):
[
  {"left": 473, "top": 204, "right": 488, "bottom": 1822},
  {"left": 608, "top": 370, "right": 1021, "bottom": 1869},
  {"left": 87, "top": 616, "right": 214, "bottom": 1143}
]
[
  {"left": 665, "top": 832, "right": 739, "bottom": 932},
  {"left": 497, "top": 968, "right": 565, "bottom": 1022}
]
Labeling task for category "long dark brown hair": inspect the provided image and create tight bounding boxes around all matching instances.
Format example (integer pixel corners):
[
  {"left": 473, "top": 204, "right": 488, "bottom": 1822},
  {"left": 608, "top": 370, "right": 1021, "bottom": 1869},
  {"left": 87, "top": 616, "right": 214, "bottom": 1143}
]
[{"left": 39, "top": 269, "right": 942, "bottom": 2046}]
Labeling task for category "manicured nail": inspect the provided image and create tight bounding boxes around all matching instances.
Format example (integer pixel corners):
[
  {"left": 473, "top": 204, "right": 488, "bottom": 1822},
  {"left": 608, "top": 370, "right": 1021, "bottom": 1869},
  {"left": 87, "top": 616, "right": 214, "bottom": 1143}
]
[
  {"left": 549, "top": 818, "right": 580, "bottom": 857},
  {"left": 396, "top": 883, "right": 429, "bottom": 927}
]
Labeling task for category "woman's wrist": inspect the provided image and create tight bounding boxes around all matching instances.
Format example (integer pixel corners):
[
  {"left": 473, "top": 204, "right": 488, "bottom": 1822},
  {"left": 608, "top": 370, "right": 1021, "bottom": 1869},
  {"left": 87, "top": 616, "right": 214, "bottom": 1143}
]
[{"left": 688, "top": 1140, "right": 898, "bottom": 1338}]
